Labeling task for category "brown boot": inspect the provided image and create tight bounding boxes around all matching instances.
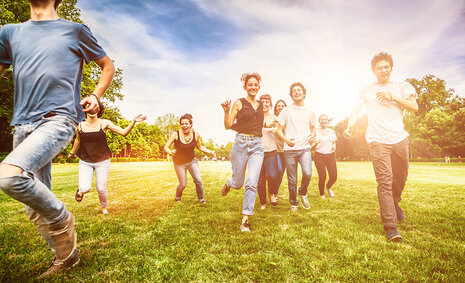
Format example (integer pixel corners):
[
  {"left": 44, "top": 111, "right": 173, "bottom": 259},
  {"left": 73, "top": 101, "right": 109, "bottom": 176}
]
[
  {"left": 38, "top": 212, "right": 79, "bottom": 278},
  {"left": 38, "top": 249, "right": 80, "bottom": 279}
]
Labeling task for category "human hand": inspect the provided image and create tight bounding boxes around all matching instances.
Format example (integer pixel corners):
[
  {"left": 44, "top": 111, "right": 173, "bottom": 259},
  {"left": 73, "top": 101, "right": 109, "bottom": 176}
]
[
  {"left": 376, "top": 91, "right": 392, "bottom": 103},
  {"left": 68, "top": 153, "right": 76, "bottom": 159},
  {"left": 306, "top": 133, "right": 316, "bottom": 144},
  {"left": 343, "top": 128, "right": 352, "bottom": 139},
  {"left": 80, "top": 95, "right": 99, "bottom": 114},
  {"left": 221, "top": 100, "right": 231, "bottom": 112},
  {"left": 169, "top": 149, "right": 177, "bottom": 156},
  {"left": 286, "top": 138, "right": 295, "bottom": 147},
  {"left": 134, "top": 114, "right": 147, "bottom": 122}
]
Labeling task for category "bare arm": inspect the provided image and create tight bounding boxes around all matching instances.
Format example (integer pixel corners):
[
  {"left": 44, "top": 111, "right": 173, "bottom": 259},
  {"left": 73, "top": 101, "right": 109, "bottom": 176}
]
[
  {"left": 276, "top": 124, "right": 295, "bottom": 147},
  {"left": 195, "top": 133, "right": 216, "bottom": 158},
  {"left": 164, "top": 132, "right": 177, "bottom": 156},
  {"left": 377, "top": 92, "right": 418, "bottom": 112},
  {"left": 105, "top": 114, "right": 146, "bottom": 136},
  {"left": 344, "top": 103, "right": 363, "bottom": 138},
  {"left": 80, "top": 55, "right": 115, "bottom": 114},
  {"left": 0, "top": 64, "right": 7, "bottom": 77},
  {"left": 221, "top": 99, "right": 241, "bottom": 130},
  {"left": 68, "top": 127, "right": 81, "bottom": 158}
]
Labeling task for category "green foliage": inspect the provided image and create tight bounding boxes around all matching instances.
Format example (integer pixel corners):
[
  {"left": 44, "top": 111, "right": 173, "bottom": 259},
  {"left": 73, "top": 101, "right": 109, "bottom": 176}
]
[
  {"left": 334, "top": 116, "right": 369, "bottom": 160},
  {"left": 0, "top": 162, "right": 464, "bottom": 281}
]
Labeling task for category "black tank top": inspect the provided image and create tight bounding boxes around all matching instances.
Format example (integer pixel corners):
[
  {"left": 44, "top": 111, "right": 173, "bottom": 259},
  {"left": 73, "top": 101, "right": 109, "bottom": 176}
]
[
  {"left": 77, "top": 121, "right": 112, "bottom": 163},
  {"left": 231, "top": 98, "right": 264, "bottom": 137},
  {"left": 173, "top": 131, "right": 196, "bottom": 165}
]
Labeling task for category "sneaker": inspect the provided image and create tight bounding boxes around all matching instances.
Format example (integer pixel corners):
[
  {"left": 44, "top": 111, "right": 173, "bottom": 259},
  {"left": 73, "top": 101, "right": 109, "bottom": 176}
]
[
  {"left": 38, "top": 248, "right": 80, "bottom": 279},
  {"left": 386, "top": 229, "right": 403, "bottom": 242},
  {"left": 327, "top": 188, "right": 335, "bottom": 197},
  {"left": 221, "top": 182, "right": 230, "bottom": 197},
  {"left": 199, "top": 199, "right": 207, "bottom": 204},
  {"left": 320, "top": 195, "right": 326, "bottom": 199},
  {"left": 290, "top": 205, "right": 298, "bottom": 212},
  {"left": 260, "top": 204, "right": 266, "bottom": 210},
  {"left": 395, "top": 203, "right": 405, "bottom": 221},
  {"left": 175, "top": 198, "right": 182, "bottom": 203},
  {"left": 74, "top": 189, "right": 83, "bottom": 202},
  {"left": 300, "top": 195, "right": 310, "bottom": 209},
  {"left": 47, "top": 212, "right": 77, "bottom": 267},
  {"left": 240, "top": 221, "right": 250, "bottom": 232},
  {"left": 102, "top": 208, "right": 109, "bottom": 214}
]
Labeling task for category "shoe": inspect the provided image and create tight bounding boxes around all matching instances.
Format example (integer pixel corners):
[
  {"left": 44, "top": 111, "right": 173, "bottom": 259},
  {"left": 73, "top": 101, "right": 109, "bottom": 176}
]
[
  {"left": 320, "top": 195, "right": 326, "bottom": 199},
  {"left": 102, "top": 208, "right": 109, "bottom": 214},
  {"left": 290, "top": 205, "right": 298, "bottom": 212},
  {"left": 38, "top": 248, "right": 80, "bottom": 279},
  {"left": 270, "top": 201, "right": 278, "bottom": 206},
  {"left": 260, "top": 204, "right": 266, "bottom": 210},
  {"left": 221, "top": 182, "right": 230, "bottom": 197},
  {"left": 327, "top": 188, "right": 335, "bottom": 198},
  {"left": 48, "top": 212, "right": 77, "bottom": 267},
  {"left": 386, "top": 229, "right": 403, "bottom": 242},
  {"left": 240, "top": 221, "right": 250, "bottom": 232},
  {"left": 74, "top": 189, "right": 83, "bottom": 202},
  {"left": 199, "top": 199, "right": 207, "bottom": 204},
  {"left": 300, "top": 195, "right": 310, "bottom": 209},
  {"left": 395, "top": 203, "right": 405, "bottom": 221},
  {"left": 175, "top": 198, "right": 182, "bottom": 203}
]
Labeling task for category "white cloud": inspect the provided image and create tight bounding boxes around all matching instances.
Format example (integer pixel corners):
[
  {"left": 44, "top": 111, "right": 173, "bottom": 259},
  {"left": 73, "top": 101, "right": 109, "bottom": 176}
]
[{"left": 79, "top": 0, "right": 465, "bottom": 144}]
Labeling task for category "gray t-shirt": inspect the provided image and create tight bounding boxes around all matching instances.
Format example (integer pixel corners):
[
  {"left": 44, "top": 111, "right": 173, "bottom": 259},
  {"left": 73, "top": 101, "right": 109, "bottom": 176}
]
[
  {"left": 357, "top": 81, "right": 416, "bottom": 144},
  {"left": 0, "top": 18, "right": 106, "bottom": 125}
]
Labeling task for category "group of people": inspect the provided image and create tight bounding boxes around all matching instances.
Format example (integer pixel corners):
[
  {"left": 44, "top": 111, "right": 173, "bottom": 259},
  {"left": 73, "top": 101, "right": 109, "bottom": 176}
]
[{"left": 0, "top": 0, "right": 418, "bottom": 278}]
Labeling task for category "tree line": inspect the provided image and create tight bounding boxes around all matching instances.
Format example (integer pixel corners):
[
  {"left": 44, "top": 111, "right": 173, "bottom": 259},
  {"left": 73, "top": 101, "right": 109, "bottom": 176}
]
[{"left": 1, "top": 1, "right": 463, "bottom": 161}]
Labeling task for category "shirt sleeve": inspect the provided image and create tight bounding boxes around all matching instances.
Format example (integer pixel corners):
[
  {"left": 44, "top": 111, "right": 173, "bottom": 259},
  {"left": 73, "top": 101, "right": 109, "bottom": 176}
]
[
  {"left": 78, "top": 24, "right": 107, "bottom": 64},
  {"left": 0, "top": 26, "right": 12, "bottom": 67},
  {"left": 402, "top": 82, "right": 417, "bottom": 99},
  {"left": 277, "top": 109, "right": 286, "bottom": 126}
]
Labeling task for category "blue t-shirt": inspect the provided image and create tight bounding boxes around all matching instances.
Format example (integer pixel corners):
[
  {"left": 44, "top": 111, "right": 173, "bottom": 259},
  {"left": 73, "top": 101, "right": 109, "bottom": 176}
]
[{"left": 0, "top": 18, "right": 106, "bottom": 125}]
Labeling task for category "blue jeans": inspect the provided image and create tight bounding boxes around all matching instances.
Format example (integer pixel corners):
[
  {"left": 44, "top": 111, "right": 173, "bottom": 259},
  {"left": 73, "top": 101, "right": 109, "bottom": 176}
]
[
  {"left": 257, "top": 151, "right": 280, "bottom": 205},
  {"left": 284, "top": 148, "right": 312, "bottom": 206},
  {"left": 173, "top": 159, "right": 204, "bottom": 201},
  {"left": 228, "top": 134, "right": 264, "bottom": 215},
  {"left": 0, "top": 115, "right": 76, "bottom": 250},
  {"left": 276, "top": 152, "right": 285, "bottom": 194}
]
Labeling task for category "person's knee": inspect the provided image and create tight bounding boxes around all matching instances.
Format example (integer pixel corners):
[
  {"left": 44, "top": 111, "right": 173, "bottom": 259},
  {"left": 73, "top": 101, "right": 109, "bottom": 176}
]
[
  {"left": 79, "top": 185, "right": 92, "bottom": 194},
  {"left": 0, "top": 163, "right": 23, "bottom": 178}
]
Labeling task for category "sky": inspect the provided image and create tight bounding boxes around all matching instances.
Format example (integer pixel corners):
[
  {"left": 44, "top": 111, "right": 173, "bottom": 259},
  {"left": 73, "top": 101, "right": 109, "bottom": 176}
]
[{"left": 77, "top": 0, "right": 465, "bottom": 145}]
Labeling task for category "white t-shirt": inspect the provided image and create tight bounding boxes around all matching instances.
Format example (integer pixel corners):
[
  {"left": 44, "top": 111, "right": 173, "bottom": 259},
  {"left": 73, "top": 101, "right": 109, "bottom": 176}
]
[
  {"left": 315, "top": 128, "right": 337, "bottom": 154},
  {"left": 357, "top": 81, "right": 416, "bottom": 144},
  {"left": 261, "top": 114, "right": 279, "bottom": 152},
  {"left": 278, "top": 104, "right": 316, "bottom": 151}
]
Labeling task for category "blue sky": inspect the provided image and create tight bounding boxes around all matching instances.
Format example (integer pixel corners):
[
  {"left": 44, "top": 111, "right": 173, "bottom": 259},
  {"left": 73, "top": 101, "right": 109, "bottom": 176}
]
[{"left": 77, "top": 0, "right": 465, "bottom": 145}]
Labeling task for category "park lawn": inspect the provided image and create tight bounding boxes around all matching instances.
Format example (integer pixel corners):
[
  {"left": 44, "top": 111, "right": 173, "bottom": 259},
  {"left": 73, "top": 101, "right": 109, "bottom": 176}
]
[{"left": 0, "top": 161, "right": 464, "bottom": 282}]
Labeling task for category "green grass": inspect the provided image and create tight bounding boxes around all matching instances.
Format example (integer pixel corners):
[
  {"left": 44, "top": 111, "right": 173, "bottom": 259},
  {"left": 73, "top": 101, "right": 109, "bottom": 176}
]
[{"left": 0, "top": 161, "right": 464, "bottom": 282}]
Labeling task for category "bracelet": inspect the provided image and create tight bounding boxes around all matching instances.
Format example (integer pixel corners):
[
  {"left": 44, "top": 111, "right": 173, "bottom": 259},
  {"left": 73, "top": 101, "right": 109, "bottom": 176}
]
[{"left": 90, "top": 93, "right": 100, "bottom": 101}]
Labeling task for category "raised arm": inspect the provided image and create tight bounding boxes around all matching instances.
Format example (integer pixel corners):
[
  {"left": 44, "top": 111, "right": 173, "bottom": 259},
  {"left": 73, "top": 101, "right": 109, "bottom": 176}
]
[
  {"left": 195, "top": 133, "right": 216, "bottom": 158},
  {"left": 164, "top": 132, "right": 178, "bottom": 156},
  {"left": 221, "top": 99, "right": 241, "bottom": 130},
  {"left": 80, "top": 55, "right": 115, "bottom": 114},
  {"left": 105, "top": 114, "right": 146, "bottom": 136}
]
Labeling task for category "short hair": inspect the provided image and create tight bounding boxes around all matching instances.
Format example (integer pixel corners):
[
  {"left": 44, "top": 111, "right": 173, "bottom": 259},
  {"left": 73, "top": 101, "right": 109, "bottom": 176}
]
[
  {"left": 371, "top": 52, "right": 393, "bottom": 70},
  {"left": 274, "top": 99, "right": 287, "bottom": 116},
  {"left": 241, "top": 72, "right": 261, "bottom": 87},
  {"left": 55, "top": 0, "right": 62, "bottom": 9},
  {"left": 259, "top": 94, "right": 272, "bottom": 105},
  {"left": 180, "top": 113, "right": 193, "bottom": 126},
  {"left": 289, "top": 82, "right": 306, "bottom": 97}
]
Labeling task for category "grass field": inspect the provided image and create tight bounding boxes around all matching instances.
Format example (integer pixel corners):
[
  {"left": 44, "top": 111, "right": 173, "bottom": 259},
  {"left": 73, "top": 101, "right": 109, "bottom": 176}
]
[{"left": 0, "top": 161, "right": 464, "bottom": 282}]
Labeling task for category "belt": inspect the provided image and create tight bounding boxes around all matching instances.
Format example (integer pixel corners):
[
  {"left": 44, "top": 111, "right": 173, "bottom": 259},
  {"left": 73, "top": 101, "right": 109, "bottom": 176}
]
[{"left": 43, "top": 111, "right": 56, "bottom": 118}]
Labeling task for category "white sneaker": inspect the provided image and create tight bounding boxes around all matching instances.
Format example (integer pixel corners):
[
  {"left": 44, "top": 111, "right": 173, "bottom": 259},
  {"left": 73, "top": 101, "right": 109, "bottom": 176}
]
[
  {"left": 300, "top": 195, "right": 311, "bottom": 209},
  {"left": 291, "top": 205, "right": 298, "bottom": 212},
  {"left": 240, "top": 221, "right": 250, "bottom": 232},
  {"left": 327, "top": 189, "right": 335, "bottom": 197},
  {"left": 320, "top": 195, "right": 326, "bottom": 199}
]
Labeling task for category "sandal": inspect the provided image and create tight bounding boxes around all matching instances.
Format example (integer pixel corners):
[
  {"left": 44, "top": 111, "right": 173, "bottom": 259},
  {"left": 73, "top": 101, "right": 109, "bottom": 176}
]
[{"left": 75, "top": 189, "right": 83, "bottom": 202}]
